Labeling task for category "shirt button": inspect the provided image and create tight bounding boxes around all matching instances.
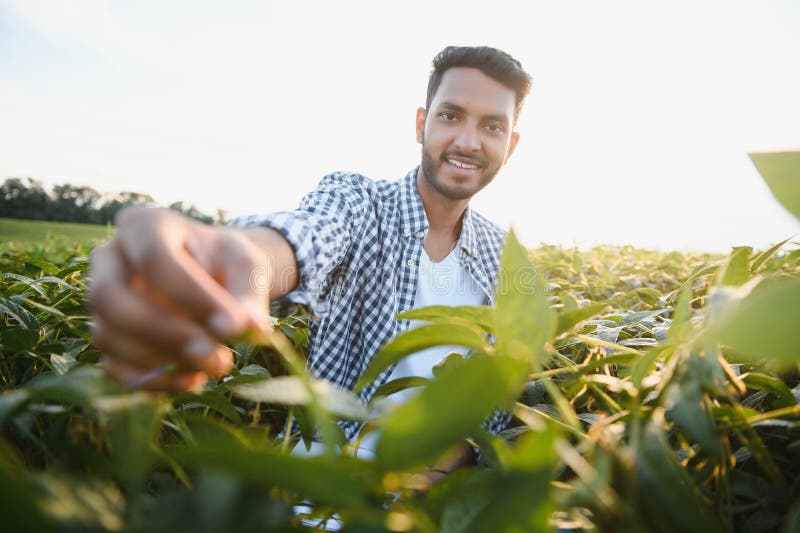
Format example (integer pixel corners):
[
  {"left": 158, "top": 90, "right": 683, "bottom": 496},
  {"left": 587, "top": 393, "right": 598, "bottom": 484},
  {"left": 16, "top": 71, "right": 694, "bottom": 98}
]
[{"left": 407, "top": 259, "right": 416, "bottom": 267}]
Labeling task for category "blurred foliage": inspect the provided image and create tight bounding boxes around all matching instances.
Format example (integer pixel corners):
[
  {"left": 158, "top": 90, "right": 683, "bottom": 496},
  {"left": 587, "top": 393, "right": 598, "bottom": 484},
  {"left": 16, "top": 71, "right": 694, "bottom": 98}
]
[{"left": 1, "top": 152, "right": 799, "bottom": 531}]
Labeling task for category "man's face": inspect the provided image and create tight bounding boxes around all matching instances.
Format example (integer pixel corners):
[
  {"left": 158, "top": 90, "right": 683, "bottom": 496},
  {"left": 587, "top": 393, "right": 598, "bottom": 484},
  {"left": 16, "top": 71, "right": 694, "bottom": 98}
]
[{"left": 417, "top": 67, "right": 520, "bottom": 201}]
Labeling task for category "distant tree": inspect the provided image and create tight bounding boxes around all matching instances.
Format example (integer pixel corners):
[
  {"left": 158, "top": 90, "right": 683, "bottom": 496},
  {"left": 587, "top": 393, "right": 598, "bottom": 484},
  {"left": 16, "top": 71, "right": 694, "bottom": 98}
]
[
  {"left": 51, "top": 184, "right": 102, "bottom": 223},
  {"left": 99, "top": 191, "right": 155, "bottom": 224},
  {"left": 0, "top": 178, "right": 51, "bottom": 220},
  {"left": 0, "top": 177, "right": 216, "bottom": 226},
  {"left": 168, "top": 201, "right": 214, "bottom": 225},
  {"left": 216, "top": 208, "right": 229, "bottom": 226}
]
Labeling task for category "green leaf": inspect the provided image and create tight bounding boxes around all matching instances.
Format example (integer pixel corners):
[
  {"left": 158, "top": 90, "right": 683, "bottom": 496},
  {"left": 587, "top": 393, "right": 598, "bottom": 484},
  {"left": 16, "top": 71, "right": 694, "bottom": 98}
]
[
  {"left": 740, "top": 372, "right": 797, "bottom": 409},
  {"left": 749, "top": 151, "right": 800, "bottom": 219},
  {"left": 356, "top": 323, "right": 488, "bottom": 391},
  {"left": 376, "top": 354, "right": 528, "bottom": 470},
  {"left": 26, "top": 365, "right": 114, "bottom": 407},
  {"left": 173, "top": 390, "right": 243, "bottom": 424},
  {"left": 618, "top": 309, "right": 666, "bottom": 327},
  {"left": 24, "top": 259, "right": 59, "bottom": 275},
  {"left": 0, "top": 328, "right": 39, "bottom": 351},
  {"left": 171, "top": 444, "right": 369, "bottom": 509},
  {"left": 2, "top": 273, "right": 47, "bottom": 298},
  {"left": 631, "top": 345, "right": 669, "bottom": 388},
  {"left": 50, "top": 353, "right": 77, "bottom": 375},
  {"left": 494, "top": 230, "right": 555, "bottom": 365},
  {"left": 705, "top": 277, "right": 800, "bottom": 367},
  {"left": 635, "top": 415, "right": 726, "bottom": 533},
  {"left": 432, "top": 351, "right": 466, "bottom": 378},
  {"left": 556, "top": 302, "right": 608, "bottom": 336},
  {"left": 667, "top": 283, "right": 694, "bottom": 341},
  {"left": 30, "top": 275, "right": 75, "bottom": 292},
  {"left": 722, "top": 404, "right": 786, "bottom": 489},
  {"left": 106, "top": 396, "right": 160, "bottom": 493},
  {"left": 519, "top": 379, "right": 548, "bottom": 408},
  {"left": 397, "top": 304, "right": 494, "bottom": 332},
  {"left": 35, "top": 474, "right": 125, "bottom": 531},
  {"left": 501, "top": 421, "right": 558, "bottom": 471},
  {"left": 633, "top": 287, "right": 662, "bottom": 306},
  {"left": 232, "top": 376, "right": 367, "bottom": 420},
  {"left": 0, "top": 389, "right": 31, "bottom": 426},
  {"left": 715, "top": 246, "right": 753, "bottom": 287},
  {"left": 464, "top": 473, "right": 553, "bottom": 533},
  {"left": 440, "top": 475, "right": 494, "bottom": 533},
  {"left": 750, "top": 237, "right": 792, "bottom": 273},
  {"left": 665, "top": 378, "right": 720, "bottom": 460},
  {"left": 238, "top": 364, "right": 270, "bottom": 376},
  {"left": 0, "top": 297, "right": 39, "bottom": 328},
  {"left": 440, "top": 467, "right": 554, "bottom": 533},
  {"left": 0, "top": 447, "right": 47, "bottom": 532},
  {"left": 19, "top": 297, "right": 66, "bottom": 318},
  {"left": 370, "top": 376, "right": 429, "bottom": 400},
  {"left": 668, "top": 264, "right": 718, "bottom": 303}
]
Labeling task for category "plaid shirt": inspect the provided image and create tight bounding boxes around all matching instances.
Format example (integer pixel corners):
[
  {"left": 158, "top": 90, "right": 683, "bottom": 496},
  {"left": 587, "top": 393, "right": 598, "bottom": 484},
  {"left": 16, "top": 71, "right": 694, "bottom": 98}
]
[{"left": 234, "top": 167, "right": 511, "bottom": 440}]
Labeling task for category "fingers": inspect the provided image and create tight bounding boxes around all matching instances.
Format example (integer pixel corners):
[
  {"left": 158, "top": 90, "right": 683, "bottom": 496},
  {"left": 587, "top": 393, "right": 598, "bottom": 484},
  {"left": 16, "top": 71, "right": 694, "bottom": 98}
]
[
  {"left": 89, "top": 243, "right": 233, "bottom": 376},
  {"left": 91, "top": 317, "right": 233, "bottom": 378},
  {"left": 115, "top": 208, "right": 268, "bottom": 339},
  {"left": 211, "top": 229, "right": 273, "bottom": 333},
  {"left": 89, "top": 208, "right": 275, "bottom": 393},
  {"left": 100, "top": 355, "right": 208, "bottom": 393}
]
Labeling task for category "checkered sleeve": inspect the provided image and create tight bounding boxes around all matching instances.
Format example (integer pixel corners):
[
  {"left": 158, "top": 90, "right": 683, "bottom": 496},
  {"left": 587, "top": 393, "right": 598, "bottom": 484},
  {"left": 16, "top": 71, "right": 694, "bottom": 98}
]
[
  {"left": 231, "top": 172, "right": 372, "bottom": 316},
  {"left": 484, "top": 408, "right": 513, "bottom": 435}
]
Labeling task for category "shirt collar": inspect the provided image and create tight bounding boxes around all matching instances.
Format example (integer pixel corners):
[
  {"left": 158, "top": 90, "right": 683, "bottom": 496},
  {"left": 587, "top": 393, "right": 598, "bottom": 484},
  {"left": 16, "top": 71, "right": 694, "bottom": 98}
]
[
  {"left": 399, "top": 167, "right": 428, "bottom": 237},
  {"left": 399, "top": 166, "right": 478, "bottom": 259},
  {"left": 459, "top": 206, "right": 478, "bottom": 259}
]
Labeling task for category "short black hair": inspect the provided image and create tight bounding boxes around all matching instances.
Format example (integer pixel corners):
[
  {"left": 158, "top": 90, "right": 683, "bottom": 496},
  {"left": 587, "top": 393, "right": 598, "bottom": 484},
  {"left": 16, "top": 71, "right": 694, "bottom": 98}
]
[{"left": 425, "top": 46, "right": 533, "bottom": 122}]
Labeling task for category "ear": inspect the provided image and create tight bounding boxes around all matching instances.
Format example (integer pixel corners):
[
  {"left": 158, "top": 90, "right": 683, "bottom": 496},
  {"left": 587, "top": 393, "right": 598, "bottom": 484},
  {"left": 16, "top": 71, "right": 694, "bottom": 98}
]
[
  {"left": 415, "top": 107, "right": 427, "bottom": 144},
  {"left": 505, "top": 131, "right": 520, "bottom": 162}
]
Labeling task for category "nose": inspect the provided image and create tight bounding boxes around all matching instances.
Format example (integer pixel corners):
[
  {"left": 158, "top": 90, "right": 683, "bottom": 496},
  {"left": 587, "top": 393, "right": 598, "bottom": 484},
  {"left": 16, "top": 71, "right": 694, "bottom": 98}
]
[{"left": 453, "top": 123, "right": 481, "bottom": 153}]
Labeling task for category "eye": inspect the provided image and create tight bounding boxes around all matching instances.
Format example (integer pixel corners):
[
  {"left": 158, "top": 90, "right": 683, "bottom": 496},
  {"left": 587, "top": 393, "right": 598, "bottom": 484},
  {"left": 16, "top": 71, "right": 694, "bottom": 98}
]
[
  {"left": 485, "top": 123, "right": 505, "bottom": 134},
  {"left": 439, "top": 112, "right": 457, "bottom": 121}
]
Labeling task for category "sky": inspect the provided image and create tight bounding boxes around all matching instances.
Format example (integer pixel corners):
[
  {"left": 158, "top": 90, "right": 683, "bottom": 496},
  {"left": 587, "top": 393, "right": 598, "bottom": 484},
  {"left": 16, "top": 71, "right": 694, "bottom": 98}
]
[{"left": 1, "top": 0, "right": 799, "bottom": 253}]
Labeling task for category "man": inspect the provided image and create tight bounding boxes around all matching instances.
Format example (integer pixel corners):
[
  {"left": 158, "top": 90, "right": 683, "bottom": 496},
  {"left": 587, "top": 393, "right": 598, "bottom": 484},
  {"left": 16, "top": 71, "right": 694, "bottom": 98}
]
[{"left": 88, "top": 46, "right": 533, "bottom": 461}]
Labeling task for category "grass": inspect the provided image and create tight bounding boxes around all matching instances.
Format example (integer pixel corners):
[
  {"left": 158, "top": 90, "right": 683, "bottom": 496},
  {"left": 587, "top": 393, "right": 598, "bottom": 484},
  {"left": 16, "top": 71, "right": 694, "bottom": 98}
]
[{"left": 0, "top": 218, "right": 112, "bottom": 244}]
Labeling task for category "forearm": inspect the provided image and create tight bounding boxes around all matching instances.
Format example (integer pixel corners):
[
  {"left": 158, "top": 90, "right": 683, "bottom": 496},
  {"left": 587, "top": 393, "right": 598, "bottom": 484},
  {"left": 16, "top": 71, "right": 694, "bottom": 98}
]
[
  {"left": 431, "top": 441, "right": 476, "bottom": 473},
  {"left": 408, "top": 441, "right": 475, "bottom": 492}
]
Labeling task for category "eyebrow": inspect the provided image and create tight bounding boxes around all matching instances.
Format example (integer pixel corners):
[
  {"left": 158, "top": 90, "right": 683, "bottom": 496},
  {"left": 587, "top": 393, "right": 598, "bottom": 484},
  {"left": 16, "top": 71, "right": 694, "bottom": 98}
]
[{"left": 437, "top": 101, "right": 511, "bottom": 125}]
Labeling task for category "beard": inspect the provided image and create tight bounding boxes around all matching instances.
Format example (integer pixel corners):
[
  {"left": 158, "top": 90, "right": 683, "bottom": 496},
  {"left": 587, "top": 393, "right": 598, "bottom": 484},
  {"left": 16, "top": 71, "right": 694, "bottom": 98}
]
[{"left": 419, "top": 143, "right": 500, "bottom": 201}]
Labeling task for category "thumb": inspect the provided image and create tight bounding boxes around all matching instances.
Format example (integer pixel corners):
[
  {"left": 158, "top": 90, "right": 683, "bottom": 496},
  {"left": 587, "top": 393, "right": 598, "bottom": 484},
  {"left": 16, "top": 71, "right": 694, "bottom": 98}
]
[{"left": 214, "top": 231, "right": 274, "bottom": 336}]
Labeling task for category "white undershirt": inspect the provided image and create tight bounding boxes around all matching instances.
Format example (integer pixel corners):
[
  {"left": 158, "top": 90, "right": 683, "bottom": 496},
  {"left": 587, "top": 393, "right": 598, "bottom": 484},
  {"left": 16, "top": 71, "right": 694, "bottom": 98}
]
[
  {"left": 386, "top": 246, "right": 486, "bottom": 400},
  {"left": 293, "top": 245, "right": 486, "bottom": 460},
  {"left": 354, "top": 246, "right": 485, "bottom": 458}
]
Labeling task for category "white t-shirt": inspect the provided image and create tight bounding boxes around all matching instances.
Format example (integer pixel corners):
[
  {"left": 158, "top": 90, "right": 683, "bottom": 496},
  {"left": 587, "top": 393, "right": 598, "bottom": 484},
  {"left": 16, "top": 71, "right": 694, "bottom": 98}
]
[
  {"left": 355, "top": 246, "right": 485, "bottom": 457},
  {"left": 292, "top": 245, "right": 486, "bottom": 459},
  {"left": 386, "top": 246, "right": 486, "bottom": 400}
]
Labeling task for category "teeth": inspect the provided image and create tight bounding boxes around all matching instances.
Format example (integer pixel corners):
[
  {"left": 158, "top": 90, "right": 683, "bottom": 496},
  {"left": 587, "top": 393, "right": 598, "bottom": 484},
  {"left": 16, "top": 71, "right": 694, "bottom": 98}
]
[{"left": 448, "top": 158, "right": 478, "bottom": 170}]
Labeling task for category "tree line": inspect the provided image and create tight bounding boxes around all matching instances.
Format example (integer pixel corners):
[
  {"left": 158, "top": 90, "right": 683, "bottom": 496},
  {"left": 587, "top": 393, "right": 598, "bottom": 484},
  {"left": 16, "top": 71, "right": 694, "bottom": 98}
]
[{"left": 0, "top": 177, "right": 225, "bottom": 225}]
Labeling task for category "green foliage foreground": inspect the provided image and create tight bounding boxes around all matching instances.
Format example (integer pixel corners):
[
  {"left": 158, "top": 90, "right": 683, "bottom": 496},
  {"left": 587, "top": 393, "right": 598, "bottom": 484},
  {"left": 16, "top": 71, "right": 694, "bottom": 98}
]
[{"left": 1, "top": 153, "right": 799, "bottom": 532}]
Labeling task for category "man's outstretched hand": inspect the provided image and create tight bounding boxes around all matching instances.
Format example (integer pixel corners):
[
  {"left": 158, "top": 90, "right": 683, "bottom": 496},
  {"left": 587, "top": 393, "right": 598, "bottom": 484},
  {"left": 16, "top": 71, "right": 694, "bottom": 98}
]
[{"left": 88, "top": 207, "right": 295, "bottom": 392}]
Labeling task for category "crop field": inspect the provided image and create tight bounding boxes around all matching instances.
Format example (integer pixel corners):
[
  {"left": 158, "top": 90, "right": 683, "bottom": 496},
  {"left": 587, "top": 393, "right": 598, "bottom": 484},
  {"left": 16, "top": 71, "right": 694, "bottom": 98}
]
[
  {"left": 0, "top": 217, "right": 111, "bottom": 245},
  {"left": 0, "top": 153, "right": 798, "bottom": 532}
]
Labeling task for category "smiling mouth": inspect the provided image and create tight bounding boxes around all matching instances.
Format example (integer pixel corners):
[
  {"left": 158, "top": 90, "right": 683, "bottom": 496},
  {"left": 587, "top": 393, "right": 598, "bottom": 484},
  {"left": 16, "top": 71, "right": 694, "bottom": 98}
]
[{"left": 445, "top": 157, "right": 481, "bottom": 170}]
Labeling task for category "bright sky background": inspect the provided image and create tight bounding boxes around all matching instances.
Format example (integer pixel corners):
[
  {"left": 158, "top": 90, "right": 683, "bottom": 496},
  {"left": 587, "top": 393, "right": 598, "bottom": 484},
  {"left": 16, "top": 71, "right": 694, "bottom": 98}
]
[{"left": 1, "top": 0, "right": 799, "bottom": 253}]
